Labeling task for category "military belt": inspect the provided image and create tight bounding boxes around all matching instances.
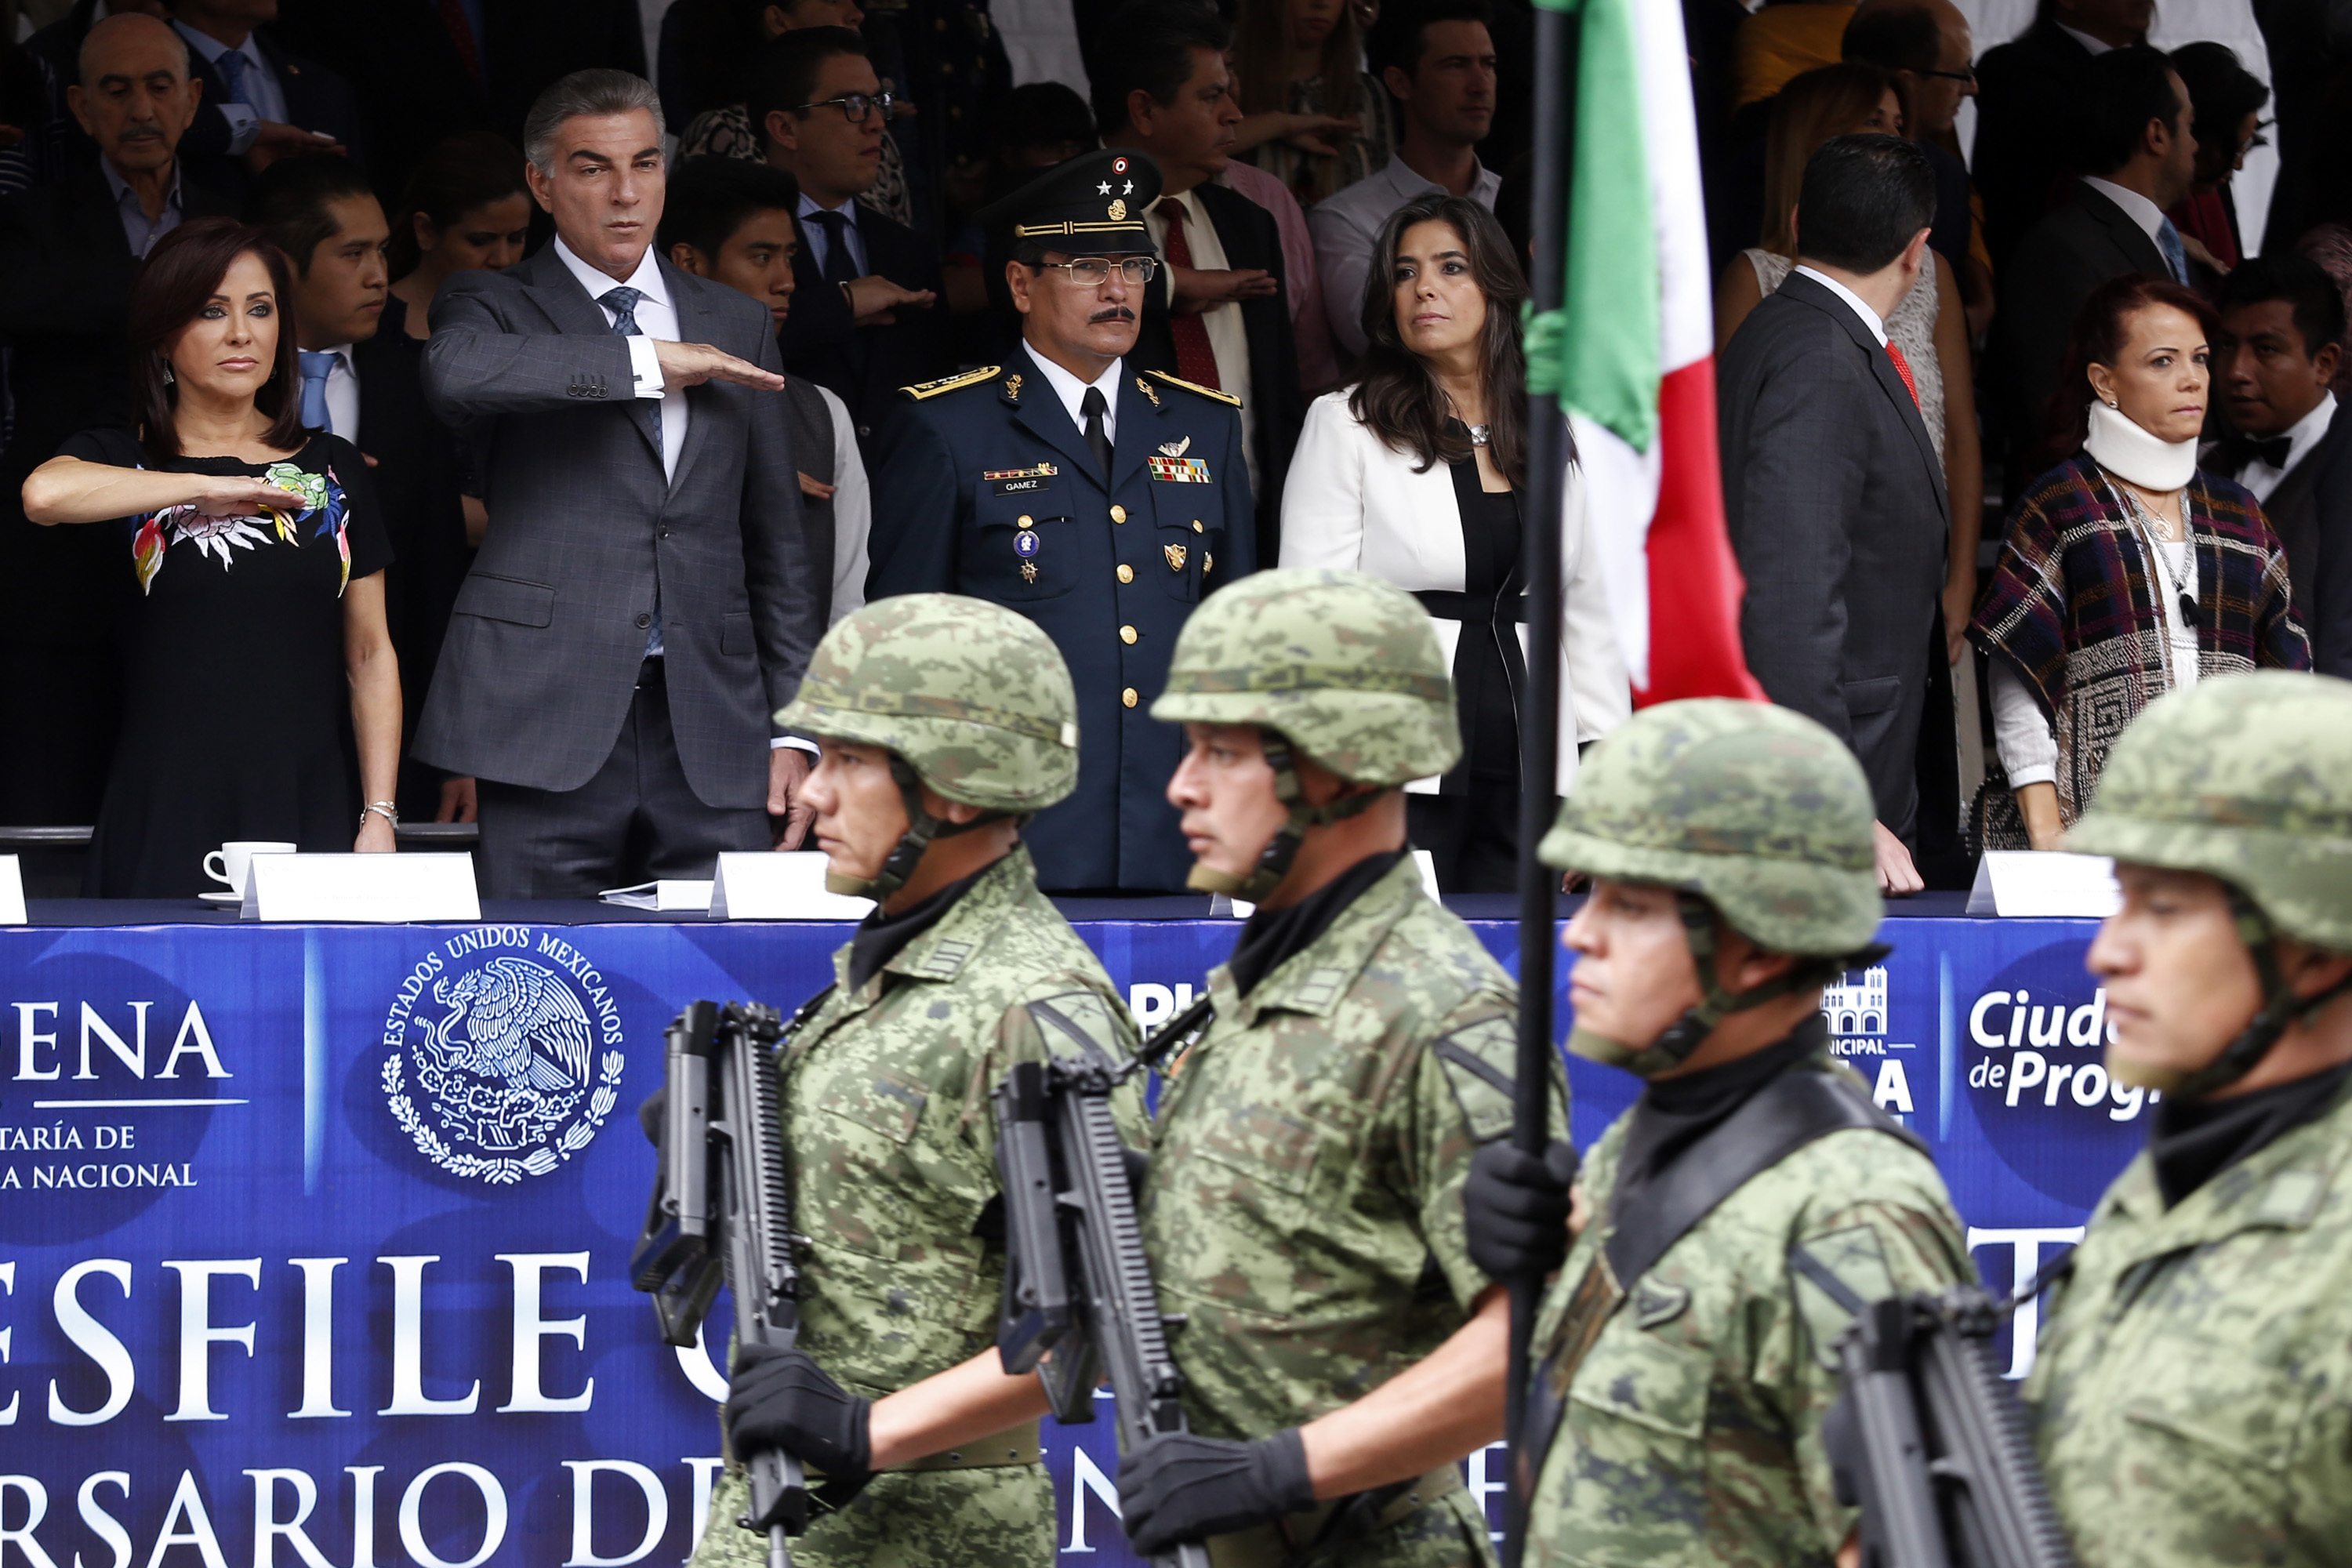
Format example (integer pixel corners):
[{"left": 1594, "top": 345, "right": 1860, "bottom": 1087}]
[
  {"left": 893, "top": 1417, "right": 1044, "bottom": 1472},
  {"left": 1205, "top": 1463, "right": 1464, "bottom": 1568}
]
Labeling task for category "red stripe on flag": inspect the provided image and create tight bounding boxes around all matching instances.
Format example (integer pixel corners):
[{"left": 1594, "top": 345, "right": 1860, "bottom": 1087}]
[{"left": 1636, "top": 357, "right": 1765, "bottom": 706}]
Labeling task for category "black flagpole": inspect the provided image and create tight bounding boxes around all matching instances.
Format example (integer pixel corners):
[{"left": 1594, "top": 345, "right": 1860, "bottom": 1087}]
[{"left": 1507, "top": 2, "right": 1578, "bottom": 1564}]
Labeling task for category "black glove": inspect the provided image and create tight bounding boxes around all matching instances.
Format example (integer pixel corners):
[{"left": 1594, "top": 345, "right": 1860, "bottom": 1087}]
[
  {"left": 1115, "top": 1428, "right": 1316, "bottom": 1556},
  {"left": 725, "top": 1345, "right": 874, "bottom": 1499},
  {"left": 637, "top": 1085, "right": 666, "bottom": 1145},
  {"left": 1463, "top": 1138, "right": 1580, "bottom": 1279}
]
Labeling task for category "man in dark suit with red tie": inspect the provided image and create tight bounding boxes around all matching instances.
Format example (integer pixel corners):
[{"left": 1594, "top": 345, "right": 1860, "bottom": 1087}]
[
  {"left": 1091, "top": 1, "right": 1304, "bottom": 565},
  {"left": 1718, "top": 134, "right": 1950, "bottom": 895}
]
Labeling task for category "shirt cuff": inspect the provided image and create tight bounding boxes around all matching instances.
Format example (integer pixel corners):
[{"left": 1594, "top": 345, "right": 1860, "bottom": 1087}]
[
  {"left": 2005, "top": 764, "right": 2058, "bottom": 789},
  {"left": 771, "top": 736, "right": 818, "bottom": 756},
  {"left": 220, "top": 104, "right": 260, "bottom": 154},
  {"left": 624, "top": 335, "right": 666, "bottom": 400}
]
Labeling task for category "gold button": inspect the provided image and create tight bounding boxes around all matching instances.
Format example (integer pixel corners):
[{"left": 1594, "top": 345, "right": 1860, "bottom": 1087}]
[
  {"left": 1120, "top": 625, "right": 1138, "bottom": 644},
  {"left": 1110, "top": 504, "right": 1127, "bottom": 524},
  {"left": 1192, "top": 520, "right": 1204, "bottom": 533},
  {"left": 1017, "top": 514, "right": 1033, "bottom": 527},
  {"left": 1116, "top": 564, "right": 1134, "bottom": 584},
  {"left": 1204, "top": 554, "right": 1214, "bottom": 575},
  {"left": 1121, "top": 688, "right": 1138, "bottom": 708}
]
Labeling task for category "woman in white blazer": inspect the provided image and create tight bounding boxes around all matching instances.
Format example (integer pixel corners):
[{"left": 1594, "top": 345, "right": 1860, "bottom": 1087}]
[{"left": 1280, "top": 193, "right": 1627, "bottom": 891}]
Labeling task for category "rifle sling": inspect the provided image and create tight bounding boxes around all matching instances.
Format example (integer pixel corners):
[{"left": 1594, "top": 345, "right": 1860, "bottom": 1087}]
[{"left": 1517, "top": 1066, "right": 1920, "bottom": 1503}]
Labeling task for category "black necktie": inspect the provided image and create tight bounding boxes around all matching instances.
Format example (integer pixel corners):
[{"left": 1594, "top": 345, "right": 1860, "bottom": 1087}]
[
  {"left": 1081, "top": 386, "right": 1113, "bottom": 484},
  {"left": 809, "top": 209, "right": 858, "bottom": 287},
  {"left": 2220, "top": 433, "right": 2296, "bottom": 474}
]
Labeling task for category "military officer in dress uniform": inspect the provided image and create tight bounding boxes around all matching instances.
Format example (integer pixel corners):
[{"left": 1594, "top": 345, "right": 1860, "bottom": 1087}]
[
  {"left": 867, "top": 147, "right": 1256, "bottom": 894},
  {"left": 2026, "top": 672, "right": 2352, "bottom": 1568}
]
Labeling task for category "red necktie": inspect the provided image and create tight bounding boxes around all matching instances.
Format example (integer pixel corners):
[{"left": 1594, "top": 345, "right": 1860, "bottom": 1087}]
[
  {"left": 1154, "top": 198, "right": 1221, "bottom": 391},
  {"left": 1884, "top": 339, "right": 1921, "bottom": 410}
]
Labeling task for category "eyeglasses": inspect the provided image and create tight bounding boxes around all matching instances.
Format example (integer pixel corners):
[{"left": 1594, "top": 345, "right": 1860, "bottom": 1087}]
[
  {"left": 1040, "top": 256, "right": 1160, "bottom": 286},
  {"left": 793, "top": 91, "right": 895, "bottom": 124},
  {"left": 1918, "top": 66, "right": 1977, "bottom": 85}
]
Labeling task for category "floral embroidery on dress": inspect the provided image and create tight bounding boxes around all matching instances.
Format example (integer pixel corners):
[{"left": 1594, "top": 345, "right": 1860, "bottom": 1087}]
[{"left": 129, "top": 459, "right": 354, "bottom": 596}]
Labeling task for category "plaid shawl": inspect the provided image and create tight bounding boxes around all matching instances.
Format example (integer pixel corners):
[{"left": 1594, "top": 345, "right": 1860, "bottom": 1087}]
[{"left": 1969, "top": 453, "right": 2310, "bottom": 822}]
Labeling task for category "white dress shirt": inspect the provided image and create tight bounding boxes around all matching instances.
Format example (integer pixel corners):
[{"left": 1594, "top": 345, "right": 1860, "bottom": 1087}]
[
  {"left": 2079, "top": 176, "right": 2168, "bottom": 249},
  {"left": 2056, "top": 22, "right": 2118, "bottom": 56},
  {"left": 813, "top": 383, "right": 873, "bottom": 625},
  {"left": 797, "top": 192, "right": 869, "bottom": 279},
  {"left": 552, "top": 237, "right": 686, "bottom": 481},
  {"left": 311, "top": 343, "right": 361, "bottom": 443},
  {"left": 1790, "top": 263, "right": 1889, "bottom": 346},
  {"left": 1145, "top": 187, "right": 1258, "bottom": 492},
  {"left": 1307, "top": 154, "right": 1501, "bottom": 356},
  {"left": 100, "top": 157, "right": 182, "bottom": 258},
  {"left": 2238, "top": 392, "right": 2337, "bottom": 503},
  {"left": 172, "top": 20, "right": 286, "bottom": 151},
  {"left": 1022, "top": 340, "right": 1124, "bottom": 448}
]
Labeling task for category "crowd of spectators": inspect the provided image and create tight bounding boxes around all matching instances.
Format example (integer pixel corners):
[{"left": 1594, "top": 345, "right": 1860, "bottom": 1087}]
[{"left": 0, "top": 0, "right": 2345, "bottom": 902}]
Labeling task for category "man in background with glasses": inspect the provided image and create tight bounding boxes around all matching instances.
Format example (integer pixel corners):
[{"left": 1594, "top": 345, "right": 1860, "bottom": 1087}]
[
  {"left": 869, "top": 147, "right": 1258, "bottom": 895},
  {"left": 753, "top": 26, "right": 944, "bottom": 462}
]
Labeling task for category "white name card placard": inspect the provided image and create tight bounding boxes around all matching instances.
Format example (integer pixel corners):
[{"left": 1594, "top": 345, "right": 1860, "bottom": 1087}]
[
  {"left": 598, "top": 880, "right": 715, "bottom": 912},
  {"left": 1965, "top": 851, "right": 2121, "bottom": 918},
  {"left": 709, "top": 852, "right": 874, "bottom": 920},
  {"left": 241, "top": 853, "right": 481, "bottom": 923},
  {"left": 0, "top": 855, "right": 24, "bottom": 926}
]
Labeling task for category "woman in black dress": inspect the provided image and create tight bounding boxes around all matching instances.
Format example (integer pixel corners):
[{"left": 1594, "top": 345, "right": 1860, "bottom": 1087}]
[{"left": 21, "top": 218, "right": 399, "bottom": 897}]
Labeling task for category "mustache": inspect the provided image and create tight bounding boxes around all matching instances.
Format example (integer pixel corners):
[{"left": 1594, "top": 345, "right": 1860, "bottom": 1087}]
[{"left": 1088, "top": 307, "right": 1137, "bottom": 325}]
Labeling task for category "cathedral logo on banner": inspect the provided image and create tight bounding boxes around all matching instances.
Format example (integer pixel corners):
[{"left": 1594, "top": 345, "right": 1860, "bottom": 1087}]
[{"left": 380, "top": 929, "right": 626, "bottom": 1185}]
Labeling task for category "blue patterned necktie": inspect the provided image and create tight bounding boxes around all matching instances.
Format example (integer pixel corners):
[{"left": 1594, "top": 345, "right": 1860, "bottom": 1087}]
[
  {"left": 297, "top": 349, "right": 339, "bottom": 434},
  {"left": 212, "top": 44, "right": 253, "bottom": 106},
  {"left": 601, "top": 285, "right": 665, "bottom": 655},
  {"left": 2156, "top": 216, "right": 2190, "bottom": 285}
]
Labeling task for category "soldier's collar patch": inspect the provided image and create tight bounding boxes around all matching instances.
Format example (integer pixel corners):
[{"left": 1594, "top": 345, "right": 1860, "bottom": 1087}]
[
  {"left": 1002, "top": 372, "right": 1024, "bottom": 404},
  {"left": 906, "top": 937, "right": 978, "bottom": 982},
  {"left": 1633, "top": 1279, "right": 1690, "bottom": 1330},
  {"left": 1135, "top": 376, "right": 1161, "bottom": 408}
]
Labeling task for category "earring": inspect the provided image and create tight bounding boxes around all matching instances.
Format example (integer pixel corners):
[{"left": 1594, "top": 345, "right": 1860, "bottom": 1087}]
[
  {"left": 2104, "top": 397, "right": 2117, "bottom": 408},
  {"left": 162, "top": 362, "right": 174, "bottom": 384}
]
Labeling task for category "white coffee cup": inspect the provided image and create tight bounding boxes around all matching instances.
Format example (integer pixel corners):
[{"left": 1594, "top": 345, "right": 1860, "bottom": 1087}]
[{"left": 204, "top": 840, "right": 297, "bottom": 894}]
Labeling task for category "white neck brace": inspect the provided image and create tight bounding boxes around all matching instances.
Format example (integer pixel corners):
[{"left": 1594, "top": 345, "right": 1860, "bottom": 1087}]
[{"left": 2082, "top": 399, "right": 2198, "bottom": 491}]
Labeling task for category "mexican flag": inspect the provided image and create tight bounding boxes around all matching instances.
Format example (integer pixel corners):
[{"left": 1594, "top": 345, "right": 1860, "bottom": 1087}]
[{"left": 1536, "top": 0, "right": 1763, "bottom": 705}]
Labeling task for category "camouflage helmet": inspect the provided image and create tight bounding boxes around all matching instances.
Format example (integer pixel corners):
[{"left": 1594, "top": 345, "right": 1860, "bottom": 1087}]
[
  {"left": 1541, "top": 699, "right": 1883, "bottom": 959},
  {"left": 2067, "top": 672, "right": 2352, "bottom": 953},
  {"left": 775, "top": 593, "right": 1079, "bottom": 813},
  {"left": 1149, "top": 568, "right": 1459, "bottom": 785}
]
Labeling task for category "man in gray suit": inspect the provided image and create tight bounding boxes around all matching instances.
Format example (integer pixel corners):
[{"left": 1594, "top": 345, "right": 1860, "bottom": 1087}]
[
  {"left": 420, "top": 70, "right": 824, "bottom": 897},
  {"left": 1719, "top": 134, "right": 1949, "bottom": 895}
]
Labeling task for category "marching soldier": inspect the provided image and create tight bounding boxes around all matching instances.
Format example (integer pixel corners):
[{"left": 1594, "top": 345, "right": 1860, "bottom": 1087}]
[
  {"left": 868, "top": 147, "right": 1256, "bottom": 895},
  {"left": 1116, "top": 568, "right": 1566, "bottom": 1567},
  {"left": 1466, "top": 699, "right": 1973, "bottom": 1566},
  {"left": 692, "top": 594, "right": 1142, "bottom": 1566},
  {"left": 2027, "top": 671, "right": 2352, "bottom": 1566}
]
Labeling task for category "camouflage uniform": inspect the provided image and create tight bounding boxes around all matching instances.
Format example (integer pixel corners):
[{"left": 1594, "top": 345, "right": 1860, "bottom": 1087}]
[
  {"left": 1142, "top": 570, "right": 1567, "bottom": 1568},
  {"left": 1516, "top": 700, "right": 1973, "bottom": 1568},
  {"left": 695, "top": 596, "right": 1142, "bottom": 1568},
  {"left": 2025, "top": 672, "right": 2352, "bottom": 1568}
]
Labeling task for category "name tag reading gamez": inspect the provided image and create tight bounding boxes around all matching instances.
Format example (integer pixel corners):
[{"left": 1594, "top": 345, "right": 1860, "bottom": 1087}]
[{"left": 985, "top": 463, "right": 1058, "bottom": 497}]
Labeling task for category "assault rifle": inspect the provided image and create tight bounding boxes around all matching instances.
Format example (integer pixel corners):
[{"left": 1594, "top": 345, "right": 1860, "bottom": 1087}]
[
  {"left": 1828, "top": 1287, "right": 2076, "bottom": 1568},
  {"left": 993, "top": 993, "right": 1214, "bottom": 1568},
  {"left": 631, "top": 1000, "right": 808, "bottom": 1568}
]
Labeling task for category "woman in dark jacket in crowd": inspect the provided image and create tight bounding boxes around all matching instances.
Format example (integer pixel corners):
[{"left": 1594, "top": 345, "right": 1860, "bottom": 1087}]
[
  {"left": 20, "top": 219, "right": 398, "bottom": 896},
  {"left": 1971, "top": 273, "right": 2308, "bottom": 849}
]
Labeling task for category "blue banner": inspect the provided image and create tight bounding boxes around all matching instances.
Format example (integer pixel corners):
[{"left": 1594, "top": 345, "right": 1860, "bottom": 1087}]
[{"left": 0, "top": 913, "right": 2118, "bottom": 1567}]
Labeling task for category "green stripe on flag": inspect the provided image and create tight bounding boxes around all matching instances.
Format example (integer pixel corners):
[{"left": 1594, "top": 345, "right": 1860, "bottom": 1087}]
[{"left": 1523, "top": 0, "right": 1659, "bottom": 454}]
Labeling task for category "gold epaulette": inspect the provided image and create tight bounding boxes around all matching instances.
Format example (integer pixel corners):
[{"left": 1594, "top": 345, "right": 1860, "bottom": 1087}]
[
  {"left": 1145, "top": 369, "right": 1242, "bottom": 407},
  {"left": 899, "top": 365, "right": 1002, "bottom": 401}
]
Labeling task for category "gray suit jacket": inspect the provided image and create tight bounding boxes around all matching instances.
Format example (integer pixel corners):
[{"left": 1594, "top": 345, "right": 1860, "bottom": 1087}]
[
  {"left": 1719, "top": 270, "right": 1950, "bottom": 839},
  {"left": 416, "top": 247, "right": 820, "bottom": 806}
]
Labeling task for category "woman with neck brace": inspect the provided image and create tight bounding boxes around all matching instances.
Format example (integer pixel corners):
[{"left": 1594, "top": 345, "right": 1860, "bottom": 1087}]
[{"left": 1972, "top": 274, "right": 2310, "bottom": 851}]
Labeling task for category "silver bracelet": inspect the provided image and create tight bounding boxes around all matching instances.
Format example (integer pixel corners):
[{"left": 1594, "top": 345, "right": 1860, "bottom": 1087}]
[{"left": 361, "top": 800, "right": 400, "bottom": 829}]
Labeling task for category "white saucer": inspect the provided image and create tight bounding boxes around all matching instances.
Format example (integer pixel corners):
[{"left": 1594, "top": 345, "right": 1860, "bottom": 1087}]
[{"left": 197, "top": 890, "right": 241, "bottom": 905}]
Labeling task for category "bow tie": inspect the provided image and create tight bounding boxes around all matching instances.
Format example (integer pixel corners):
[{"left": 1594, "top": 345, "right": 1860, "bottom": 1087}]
[{"left": 2220, "top": 433, "right": 2295, "bottom": 473}]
